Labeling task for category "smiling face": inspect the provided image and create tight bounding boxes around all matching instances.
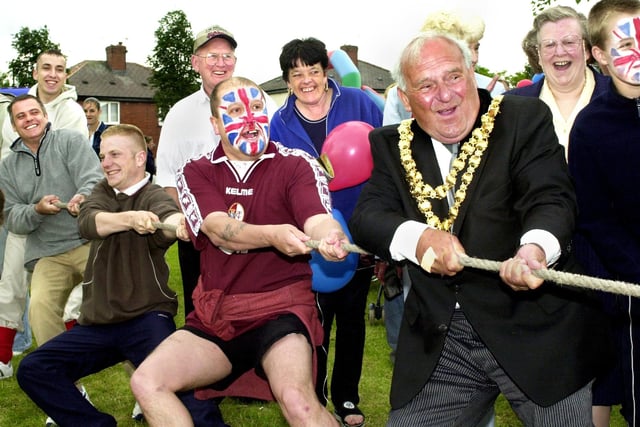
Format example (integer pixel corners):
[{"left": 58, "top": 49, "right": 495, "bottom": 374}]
[
  {"left": 212, "top": 81, "right": 269, "bottom": 160},
  {"left": 10, "top": 97, "right": 49, "bottom": 146},
  {"left": 192, "top": 38, "right": 237, "bottom": 97},
  {"left": 33, "top": 53, "right": 67, "bottom": 104},
  {"left": 286, "top": 61, "right": 328, "bottom": 106},
  {"left": 398, "top": 36, "right": 479, "bottom": 144},
  {"left": 99, "top": 134, "right": 146, "bottom": 191},
  {"left": 537, "top": 17, "right": 587, "bottom": 91}
]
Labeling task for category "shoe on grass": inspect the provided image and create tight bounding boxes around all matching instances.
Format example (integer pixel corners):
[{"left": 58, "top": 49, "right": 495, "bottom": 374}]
[
  {"left": 0, "top": 361, "right": 13, "bottom": 379},
  {"left": 43, "top": 386, "right": 91, "bottom": 426},
  {"left": 132, "top": 401, "right": 144, "bottom": 422},
  {"left": 334, "top": 401, "right": 365, "bottom": 427},
  {"left": 78, "top": 384, "right": 93, "bottom": 405}
]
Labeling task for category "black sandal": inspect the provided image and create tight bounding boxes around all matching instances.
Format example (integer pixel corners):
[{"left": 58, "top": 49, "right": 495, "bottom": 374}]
[{"left": 334, "top": 401, "right": 365, "bottom": 427}]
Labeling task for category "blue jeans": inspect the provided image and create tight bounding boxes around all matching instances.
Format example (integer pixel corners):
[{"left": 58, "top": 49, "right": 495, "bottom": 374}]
[
  {"left": 16, "top": 311, "right": 227, "bottom": 427},
  {"left": 12, "top": 293, "right": 32, "bottom": 353}
]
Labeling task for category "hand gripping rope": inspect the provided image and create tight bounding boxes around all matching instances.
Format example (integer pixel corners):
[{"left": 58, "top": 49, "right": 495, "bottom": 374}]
[{"left": 55, "top": 201, "right": 640, "bottom": 296}]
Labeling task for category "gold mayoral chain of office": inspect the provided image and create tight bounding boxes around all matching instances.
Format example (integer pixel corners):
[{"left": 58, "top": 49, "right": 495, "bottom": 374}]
[{"left": 398, "top": 95, "right": 503, "bottom": 231}]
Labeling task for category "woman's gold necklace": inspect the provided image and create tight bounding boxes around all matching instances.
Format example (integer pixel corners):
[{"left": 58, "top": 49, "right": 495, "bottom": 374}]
[{"left": 398, "top": 95, "right": 503, "bottom": 231}]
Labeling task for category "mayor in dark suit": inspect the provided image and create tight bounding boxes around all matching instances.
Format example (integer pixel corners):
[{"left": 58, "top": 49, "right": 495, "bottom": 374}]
[{"left": 349, "top": 32, "right": 610, "bottom": 427}]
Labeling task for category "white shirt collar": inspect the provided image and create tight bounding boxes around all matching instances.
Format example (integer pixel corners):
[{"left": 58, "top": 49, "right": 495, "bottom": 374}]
[{"left": 113, "top": 172, "right": 150, "bottom": 196}]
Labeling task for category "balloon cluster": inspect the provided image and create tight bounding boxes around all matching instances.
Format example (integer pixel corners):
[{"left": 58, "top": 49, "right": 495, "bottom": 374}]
[{"left": 309, "top": 48, "right": 377, "bottom": 293}]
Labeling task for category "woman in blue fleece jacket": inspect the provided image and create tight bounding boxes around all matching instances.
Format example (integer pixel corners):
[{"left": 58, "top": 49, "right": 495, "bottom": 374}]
[{"left": 269, "top": 37, "right": 382, "bottom": 427}]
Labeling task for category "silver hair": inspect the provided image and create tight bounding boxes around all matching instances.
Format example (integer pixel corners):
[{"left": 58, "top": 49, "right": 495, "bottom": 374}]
[{"left": 392, "top": 31, "right": 473, "bottom": 91}]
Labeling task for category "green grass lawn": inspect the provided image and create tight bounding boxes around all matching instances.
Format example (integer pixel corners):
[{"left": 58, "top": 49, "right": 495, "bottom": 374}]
[{"left": 0, "top": 243, "right": 627, "bottom": 426}]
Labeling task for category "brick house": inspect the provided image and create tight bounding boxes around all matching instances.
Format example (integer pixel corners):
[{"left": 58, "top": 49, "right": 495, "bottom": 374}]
[
  {"left": 68, "top": 43, "right": 161, "bottom": 154},
  {"left": 67, "top": 43, "right": 394, "bottom": 155}
]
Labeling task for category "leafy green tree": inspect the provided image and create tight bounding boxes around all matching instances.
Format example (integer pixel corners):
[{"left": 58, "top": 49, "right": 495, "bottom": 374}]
[
  {"left": 8, "top": 26, "right": 59, "bottom": 87},
  {"left": 0, "top": 72, "right": 10, "bottom": 87},
  {"left": 505, "top": 65, "right": 537, "bottom": 88},
  {"left": 148, "top": 10, "right": 199, "bottom": 121},
  {"left": 475, "top": 65, "right": 508, "bottom": 80}
]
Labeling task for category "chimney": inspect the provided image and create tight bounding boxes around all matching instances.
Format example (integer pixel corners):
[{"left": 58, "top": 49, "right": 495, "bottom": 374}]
[
  {"left": 340, "top": 45, "right": 358, "bottom": 67},
  {"left": 106, "top": 42, "right": 127, "bottom": 71}
]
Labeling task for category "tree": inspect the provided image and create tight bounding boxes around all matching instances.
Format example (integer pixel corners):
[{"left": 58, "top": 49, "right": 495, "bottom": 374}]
[
  {"left": 8, "top": 26, "right": 59, "bottom": 87},
  {"left": 0, "top": 72, "right": 10, "bottom": 88},
  {"left": 148, "top": 10, "right": 199, "bottom": 121},
  {"left": 505, "top": 65, "right": 538, "bottom": 88}
]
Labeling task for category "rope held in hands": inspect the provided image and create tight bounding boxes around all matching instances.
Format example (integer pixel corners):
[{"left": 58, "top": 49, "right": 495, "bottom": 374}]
[
  {"left": 55, "top": 202, "right": 176, "bottom": 230},
  {"left": 55, "top": 201, "right": 367, "bottom": 252},
  {"left": 303, "top": 239, "right": 370, "bottom": 255},
  {"left": 148, "top": 222, "right": 369, "bottom": 253},
  {"left": 55, "top": 201, "right": 639, "bottom": 296},
  {"left": 458, "top": 254, "right": 640, "bottom": 298}
]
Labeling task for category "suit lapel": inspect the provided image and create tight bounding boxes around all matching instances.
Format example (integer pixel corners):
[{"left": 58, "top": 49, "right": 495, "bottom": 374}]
[{"left": 451, "top": 92, "right": 495, "bottom": 235}]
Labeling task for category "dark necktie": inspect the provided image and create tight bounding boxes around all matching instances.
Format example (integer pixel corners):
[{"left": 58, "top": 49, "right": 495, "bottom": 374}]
[{"left": 446, "top": 143, "right": 459, "bottom": 207}]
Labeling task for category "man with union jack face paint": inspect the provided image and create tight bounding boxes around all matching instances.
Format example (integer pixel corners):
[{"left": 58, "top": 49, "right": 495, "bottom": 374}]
[
  {"left": 570, "top": 1, "right": 640, "bottom": 426},
  {"left": 132, "top": 76, "right": 352, "bottom": 427},
  {"left": 217, "top": 85, "right": 270, "bottom": 157}
]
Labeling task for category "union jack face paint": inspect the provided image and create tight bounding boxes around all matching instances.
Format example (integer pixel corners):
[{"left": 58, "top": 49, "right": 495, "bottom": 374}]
[
  {"left": 611, "top": 15, "right": 640, "bottom": 83},
  {"left": 218, "top": 86, "right": 269, "bottom": 156}
]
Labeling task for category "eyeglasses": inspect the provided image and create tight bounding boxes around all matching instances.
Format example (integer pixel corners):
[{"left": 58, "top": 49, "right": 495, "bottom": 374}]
[
  {"left": 538, "top": 35, "right": 583, "bottom": 55},
  {"left": 195, "top": 52, "right": 236, "bottom": 65}
]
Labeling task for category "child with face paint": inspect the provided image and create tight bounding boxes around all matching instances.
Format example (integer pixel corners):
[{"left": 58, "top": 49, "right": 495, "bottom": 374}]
[
  {"left": 132, "top": 77, "right": 352, "bottom": 427},
  {"left": 569, "top": 1, "right": 640, "bottom": 426}
]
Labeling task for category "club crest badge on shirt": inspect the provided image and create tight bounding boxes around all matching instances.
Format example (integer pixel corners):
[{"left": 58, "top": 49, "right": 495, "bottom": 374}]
[
  {"left": 228, "top": 202, "right": 245, "bottom": 221},
  {"left": 219, "top": 203, "right": 247, "bottom": 255}
]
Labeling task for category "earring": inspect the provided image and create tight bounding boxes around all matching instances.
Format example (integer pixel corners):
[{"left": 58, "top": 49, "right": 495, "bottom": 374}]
[
  {"left": 288, "top": 87, "right": 294, "bottom": 96},
  {"left": 324, "top": 82, "right": 329, "bottom": 92}
]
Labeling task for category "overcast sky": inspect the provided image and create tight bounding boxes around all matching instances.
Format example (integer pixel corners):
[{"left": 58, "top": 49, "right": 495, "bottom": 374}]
[{"left": 2, "top": 0, "right": 593, "bottom": 86}]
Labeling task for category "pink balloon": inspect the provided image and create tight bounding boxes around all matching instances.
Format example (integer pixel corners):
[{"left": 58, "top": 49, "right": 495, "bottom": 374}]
[
  {"left": 321, "top": 121, "right": 374, "bottom": 191},
  {"left": 516, "top": 79, "right": 533, "bottom": 88}
]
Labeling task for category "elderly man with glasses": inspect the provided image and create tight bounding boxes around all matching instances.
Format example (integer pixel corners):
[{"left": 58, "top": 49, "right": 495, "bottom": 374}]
[{"left": 154, "top": 24, "right": 278, "bottom": 323}]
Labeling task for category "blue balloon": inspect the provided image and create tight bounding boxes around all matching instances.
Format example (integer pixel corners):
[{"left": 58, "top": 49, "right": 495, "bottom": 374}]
[
  {"left": 362, "top": 85, "right": 385, "bottom": 113},
  {"left": 310, "top": 209, "right": 359, "bottom": 293}
]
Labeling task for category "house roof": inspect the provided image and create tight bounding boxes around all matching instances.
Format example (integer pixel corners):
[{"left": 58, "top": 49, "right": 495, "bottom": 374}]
[
  {"left": 65, "top": 44, "right": 394, "bottom": 102},
  {"left": 260, "top": 59, "right": 394, "bottom": 95},
  {"left": 68, "top": 60, "right": 155, "bottom": 102}
]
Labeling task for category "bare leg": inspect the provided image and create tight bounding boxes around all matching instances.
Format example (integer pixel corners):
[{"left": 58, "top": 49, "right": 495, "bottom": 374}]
[
  {"left": 263, "top": 333, "right": 339, "bottom": 427},
  {"left": 592, "top": 405, "right": 611, "bottom": 427},
  {"left": 131, "top": 330, "right": 231, "bottom": 427}
]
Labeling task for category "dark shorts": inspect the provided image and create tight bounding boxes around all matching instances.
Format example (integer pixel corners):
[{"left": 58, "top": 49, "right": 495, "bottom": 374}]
[{"left": 183, "top": 313, "right": 310, "bottom": 390}]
